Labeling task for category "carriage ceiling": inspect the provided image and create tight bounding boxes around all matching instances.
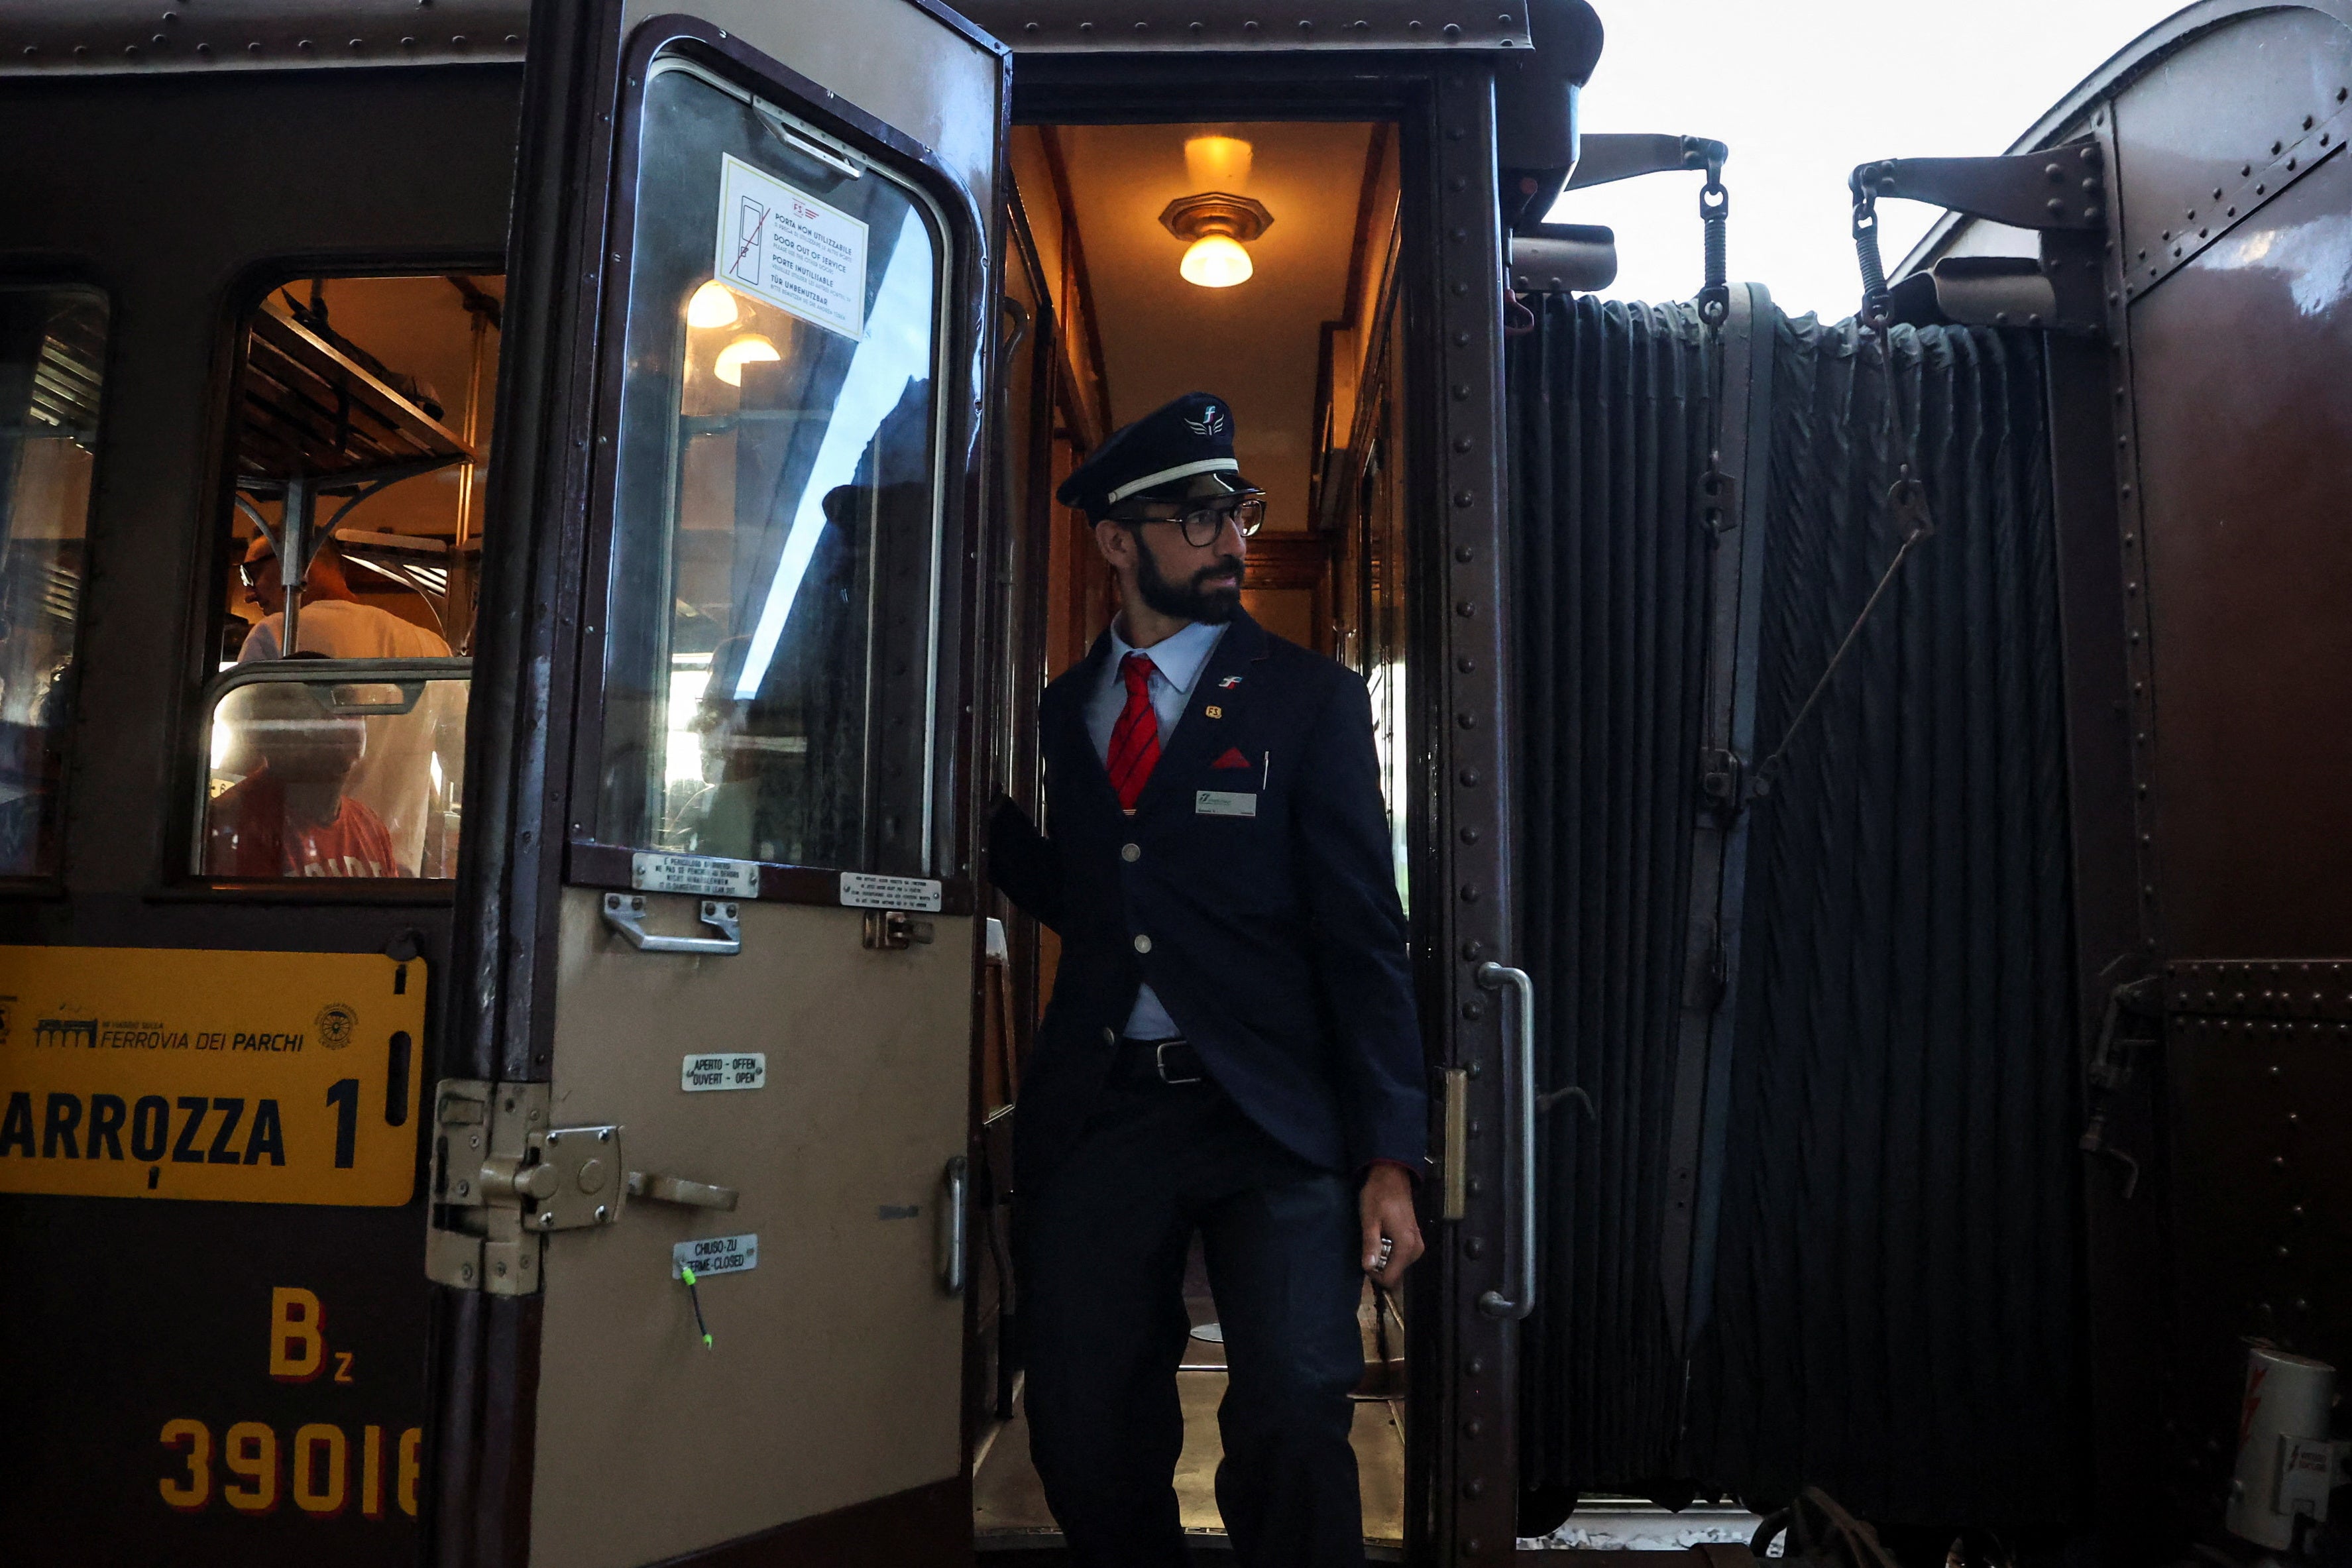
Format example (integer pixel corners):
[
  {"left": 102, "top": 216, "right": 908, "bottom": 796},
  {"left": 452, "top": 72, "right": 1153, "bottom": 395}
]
[{"left": 1043, "top": 121, "right": 1380, "bottom": 534}]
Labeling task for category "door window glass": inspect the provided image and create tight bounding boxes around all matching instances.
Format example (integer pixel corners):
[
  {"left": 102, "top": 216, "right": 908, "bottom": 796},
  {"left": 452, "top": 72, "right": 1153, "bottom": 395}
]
[
  {"left": 201, "top": 667, "right": 470, "bottom": 879},
  {"left": 594, "top": 59, "right": 945, "bottom": 875},
  {"left": 0, "top": 286, "right": 107, "bottom": 877}
]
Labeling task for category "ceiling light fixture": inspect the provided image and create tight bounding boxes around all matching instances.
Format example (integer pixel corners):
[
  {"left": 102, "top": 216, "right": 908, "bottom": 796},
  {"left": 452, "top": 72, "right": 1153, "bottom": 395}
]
[
  {"left": 713, "top": 333, "right": 780, "bottom": 386},
  {"left": 1160, "top": 192, "right": 1274, "bottom": 290},
  {"left": 1184, "top": 133, "right": 1253, "bottom": 191},
  {"left": 686, "top": 279, "right": 741, "bottom": 329}
]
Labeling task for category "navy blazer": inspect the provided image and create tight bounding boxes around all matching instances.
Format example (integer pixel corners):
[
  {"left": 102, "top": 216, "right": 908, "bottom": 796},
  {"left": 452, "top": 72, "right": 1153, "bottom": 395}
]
[{"left": 989, "top": 611, "right": 1427, "bottom": 1192}]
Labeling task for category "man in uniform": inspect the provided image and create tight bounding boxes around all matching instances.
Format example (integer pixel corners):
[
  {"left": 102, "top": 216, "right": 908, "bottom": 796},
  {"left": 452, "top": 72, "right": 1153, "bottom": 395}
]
[{"left": 989, "top": 392, "right": 1426, "bottom": 1567}]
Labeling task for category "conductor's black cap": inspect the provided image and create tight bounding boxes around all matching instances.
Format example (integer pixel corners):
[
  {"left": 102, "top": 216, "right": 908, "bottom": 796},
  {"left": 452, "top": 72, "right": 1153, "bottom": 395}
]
[{"left": 1056, "top": 392, "right": 1258, "bottom": 522}]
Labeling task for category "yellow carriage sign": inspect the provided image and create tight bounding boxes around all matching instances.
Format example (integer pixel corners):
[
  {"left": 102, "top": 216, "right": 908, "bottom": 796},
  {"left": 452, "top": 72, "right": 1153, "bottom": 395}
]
[{"left": 0, "top": 946, "right": 425, "bottom": 1206}]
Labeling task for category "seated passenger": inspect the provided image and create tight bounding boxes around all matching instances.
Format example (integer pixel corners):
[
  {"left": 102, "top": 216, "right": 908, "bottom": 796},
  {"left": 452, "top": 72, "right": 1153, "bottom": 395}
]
[
  {"left": 206, "top": 681, "right": 406, "bottom": 879},
  {"left": 237, "top": 532, "right": 455, "bottom": 873},
  {"left": 237, "top": 533, "right": 451, "bottom": 660}
]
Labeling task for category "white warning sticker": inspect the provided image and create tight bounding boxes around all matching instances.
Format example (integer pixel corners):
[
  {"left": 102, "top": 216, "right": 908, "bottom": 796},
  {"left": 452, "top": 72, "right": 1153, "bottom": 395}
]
[
  {"left": 838, "top": 871, "right": 943, "bottom": 913},
  {"left": 673, "top": 1233, "right": 757, "bottom": 1280},
  {"left": 632, "top": 851, "right": 759, "bottom": 898},
  {"left": 682, "top": 1052, "right": 766, "bottom": 1092},
  {"left": 715, "top": 152, "right": 868, "bottom": 341}
]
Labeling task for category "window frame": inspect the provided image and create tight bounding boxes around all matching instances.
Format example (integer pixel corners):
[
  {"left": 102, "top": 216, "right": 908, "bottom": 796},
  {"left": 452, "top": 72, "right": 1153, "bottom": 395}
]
[
  {"left": 188, "top": 655, "right": 475, "bottom": 885},
  {"left": 563, "top": 23, "right": 983, "bottom": 916},
  {"left": 182, "top": 260, "right": 504, "bottom": 900},
  {"left": 0, "top": 276, "right": 115, "bottom": 897}
]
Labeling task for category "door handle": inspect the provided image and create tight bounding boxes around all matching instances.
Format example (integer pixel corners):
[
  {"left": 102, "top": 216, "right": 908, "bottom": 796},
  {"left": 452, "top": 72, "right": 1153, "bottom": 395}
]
[
  {"left": 627, "top": 1170, "right": 740, "bottom": 1211},
  {"left": 940, "top": 1154, "right": 969, "bottom": 1295},
  {"left": 1475, "top": 961, "right": 1537, "bottom": 1321},
  {"left": 602, "top": 893, "right": 742, "bottom": 956}
]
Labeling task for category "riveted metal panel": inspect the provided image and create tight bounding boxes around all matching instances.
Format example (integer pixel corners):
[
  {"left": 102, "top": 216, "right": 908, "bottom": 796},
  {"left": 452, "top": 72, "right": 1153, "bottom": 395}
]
[
  {"left": 2111, "top": 8, "right": 2352, "bottom": 304},
  {"left": 1416, "top": 63, "right": 1519, "bottom": 1564},
  {"left": 2164, "top": 1009, "right": 2352, "bottom": 1498},
  {"left": 1899, "top": 3, "right": 2352, "bottom": 287},
  {"left": 956, "top": 0, "right": 1529, "bottom": 50},
  {"left": 2043, "top": 135, "right": 2175, "bottom": 1549},
  {"left": 1888, "top": 5, "right": 2352, "bottom": 1552},
  {"left": 2094, "top": 1, "right": 2352, "bottom": 1535},
  {"left": 2088, "top": 90, "right": 2171, "bottom": 972},
  {"left": 0, "top": 0, "right": 528, "bottom": 75},
  {"left": 2127, "top": 151, "right": 2352, "bottom": 957},
  {"left": 2166, "top": 958, "right": 2352, "bottom": 1021}
]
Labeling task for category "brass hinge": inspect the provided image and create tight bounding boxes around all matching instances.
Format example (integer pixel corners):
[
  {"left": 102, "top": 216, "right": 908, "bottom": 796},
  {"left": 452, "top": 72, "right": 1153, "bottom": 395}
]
[{"left": 1438, "top": 1067, "right": 1469, "bottom": 1222}]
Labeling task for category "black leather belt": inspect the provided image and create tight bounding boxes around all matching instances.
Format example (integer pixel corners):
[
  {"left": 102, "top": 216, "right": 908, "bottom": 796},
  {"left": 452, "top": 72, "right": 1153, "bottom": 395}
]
[{"left": 1113, "top": 1035, "right": 1207, "bottom": 1087}]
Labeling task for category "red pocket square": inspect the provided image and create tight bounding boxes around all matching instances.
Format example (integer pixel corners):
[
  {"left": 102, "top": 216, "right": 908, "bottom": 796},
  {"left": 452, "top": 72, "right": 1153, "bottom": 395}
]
[{"left": 1210, "top": 747, "right": 1253, "bottom": 769}]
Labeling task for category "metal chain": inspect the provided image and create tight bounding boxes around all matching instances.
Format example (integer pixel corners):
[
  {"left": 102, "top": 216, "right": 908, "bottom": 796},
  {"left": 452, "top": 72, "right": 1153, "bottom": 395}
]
[
  {"left": 1851, "top": 166, "right": 1892, "bottom": 335},
  {"left": 1696, "top": 152, "right": 1738, "bottom": 533},
  {"left": 1696, "top": 150, "right": 1731, "bottom": 329}
]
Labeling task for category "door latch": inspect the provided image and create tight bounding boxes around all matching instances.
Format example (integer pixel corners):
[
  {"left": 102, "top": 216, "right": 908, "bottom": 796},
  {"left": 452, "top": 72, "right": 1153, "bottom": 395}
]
[
  {"left": 427, "top": 1081, "right": 626, "bottom": 1296},
  {"left": 862, "top": 908, "right": 936, "bottom": 950},
  {"left": 1699, "top": 746, "right": 1746, "bottom": 819},
  {"left": 426, "top": 1080, "right": 740, "bottom": 1294}
]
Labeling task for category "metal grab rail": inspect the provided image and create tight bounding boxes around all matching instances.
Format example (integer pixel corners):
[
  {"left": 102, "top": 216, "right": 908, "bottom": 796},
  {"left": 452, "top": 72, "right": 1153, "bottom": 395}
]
[
  {"left": 1475, "top": 961, "right": 1538, "bottom": 1320},
  {"left": 600, "top": 893, "right": 743, "bottom": 956},
  {"left": 941, "top": 1155, "right": 970, "bottom": 1296}
]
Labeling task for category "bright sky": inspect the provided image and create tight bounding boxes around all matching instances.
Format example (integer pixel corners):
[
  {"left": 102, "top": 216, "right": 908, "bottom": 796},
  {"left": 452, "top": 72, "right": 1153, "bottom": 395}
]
[{"left": 1545, "top": 0, "right": 2191, "bottom": 319}]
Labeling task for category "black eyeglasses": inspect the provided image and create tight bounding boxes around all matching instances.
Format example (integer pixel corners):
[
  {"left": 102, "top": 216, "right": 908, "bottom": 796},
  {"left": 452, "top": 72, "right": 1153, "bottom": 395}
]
[{"left": 1115, "top": 495, "right": 1266, "bottom": 548}]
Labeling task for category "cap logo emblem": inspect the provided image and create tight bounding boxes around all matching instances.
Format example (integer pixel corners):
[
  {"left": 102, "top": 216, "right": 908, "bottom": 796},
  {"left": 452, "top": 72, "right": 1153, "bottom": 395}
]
[{"left": 1184, "top": 405, "right": 1228, "bottom": 437}]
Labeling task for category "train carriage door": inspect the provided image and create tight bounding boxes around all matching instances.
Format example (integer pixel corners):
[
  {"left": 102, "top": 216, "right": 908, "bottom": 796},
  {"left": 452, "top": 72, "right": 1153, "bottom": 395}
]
[{"left": 438, "top": 5, "right": 1007, "bottom": 1564}]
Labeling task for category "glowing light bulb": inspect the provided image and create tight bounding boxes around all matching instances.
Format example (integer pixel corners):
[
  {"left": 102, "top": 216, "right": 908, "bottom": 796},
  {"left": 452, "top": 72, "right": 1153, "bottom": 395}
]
[
  {"left": 687, "top": 280, "right": 740, "bottom": 329},
  {"left": 714, "top": 333, "right": 780, "bottom": 386},
  {"left": 1180, "top": 234, "right": 1253, "bottom": 288}
]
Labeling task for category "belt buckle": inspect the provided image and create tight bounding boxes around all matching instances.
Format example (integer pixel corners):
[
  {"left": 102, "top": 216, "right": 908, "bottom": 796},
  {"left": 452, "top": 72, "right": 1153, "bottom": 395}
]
[{"left": 1154, "top": 1040, "right": 1204, "bottom": 1086}]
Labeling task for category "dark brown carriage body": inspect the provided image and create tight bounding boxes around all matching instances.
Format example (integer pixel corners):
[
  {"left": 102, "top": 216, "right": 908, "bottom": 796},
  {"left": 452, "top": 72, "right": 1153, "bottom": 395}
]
[{"left": 0, "top": 0, "right": 2345, "bottom": 1563}]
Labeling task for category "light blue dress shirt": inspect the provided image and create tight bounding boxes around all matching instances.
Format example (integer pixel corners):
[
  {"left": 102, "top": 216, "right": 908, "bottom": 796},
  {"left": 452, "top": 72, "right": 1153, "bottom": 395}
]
[{"left": 1085, "top": 617, "right": 1227, "bottom": 1040}]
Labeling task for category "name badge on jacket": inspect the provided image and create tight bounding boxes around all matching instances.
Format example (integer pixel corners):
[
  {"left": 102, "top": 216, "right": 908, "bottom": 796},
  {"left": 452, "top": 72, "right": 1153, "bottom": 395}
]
[{"left": 1195, "top": 789, "right": 1257, "bottom": 818}]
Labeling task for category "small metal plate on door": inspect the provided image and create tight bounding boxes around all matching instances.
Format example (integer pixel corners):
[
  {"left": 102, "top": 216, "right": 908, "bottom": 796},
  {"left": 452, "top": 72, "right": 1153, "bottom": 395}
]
[
  {"left": 632, "top": 851, "right": 759, "bottom": 898},
  {"left": 673, "top": 1234, "right": 757, "bottom": 1279},
  {"left": 839, "top": 871, "right": 942, "bottom": 912},
  {"left": 682, "top": 1052, "right": 765, "bottom": 1092}
]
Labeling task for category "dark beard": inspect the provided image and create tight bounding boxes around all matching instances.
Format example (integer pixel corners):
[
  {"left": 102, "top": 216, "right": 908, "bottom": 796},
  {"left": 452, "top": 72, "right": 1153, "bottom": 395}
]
[{"left": 1133, "top": 535, "right": 1244, "bottom": 624}]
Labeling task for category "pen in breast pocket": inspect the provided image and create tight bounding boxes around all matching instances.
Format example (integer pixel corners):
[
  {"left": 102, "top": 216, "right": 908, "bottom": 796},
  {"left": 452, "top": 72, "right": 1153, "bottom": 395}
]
[{"left": 1262, "top": 750, "right": 1270, "bottom": 791}]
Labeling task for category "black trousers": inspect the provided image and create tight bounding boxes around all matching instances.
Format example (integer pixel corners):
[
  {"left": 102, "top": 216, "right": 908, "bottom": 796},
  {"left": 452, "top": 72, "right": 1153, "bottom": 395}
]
[{"left": 1017, "top": 1069, "right": 1367, "bottom": 1568}]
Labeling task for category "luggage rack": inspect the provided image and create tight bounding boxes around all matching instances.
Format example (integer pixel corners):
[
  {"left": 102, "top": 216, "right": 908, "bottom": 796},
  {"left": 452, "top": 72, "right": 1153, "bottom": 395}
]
[
  {"left": 24, "top": 294, "right": 105, "bottom": 441},
  {"left": 231, "top": 297, "right": 479, "bottom": 650}
]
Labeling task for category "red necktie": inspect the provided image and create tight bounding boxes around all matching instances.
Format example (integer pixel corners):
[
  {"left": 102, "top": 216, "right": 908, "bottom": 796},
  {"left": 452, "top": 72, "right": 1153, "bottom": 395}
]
[{"left": 1106, "top": 651, "right": 1161, "bottom": 811}]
